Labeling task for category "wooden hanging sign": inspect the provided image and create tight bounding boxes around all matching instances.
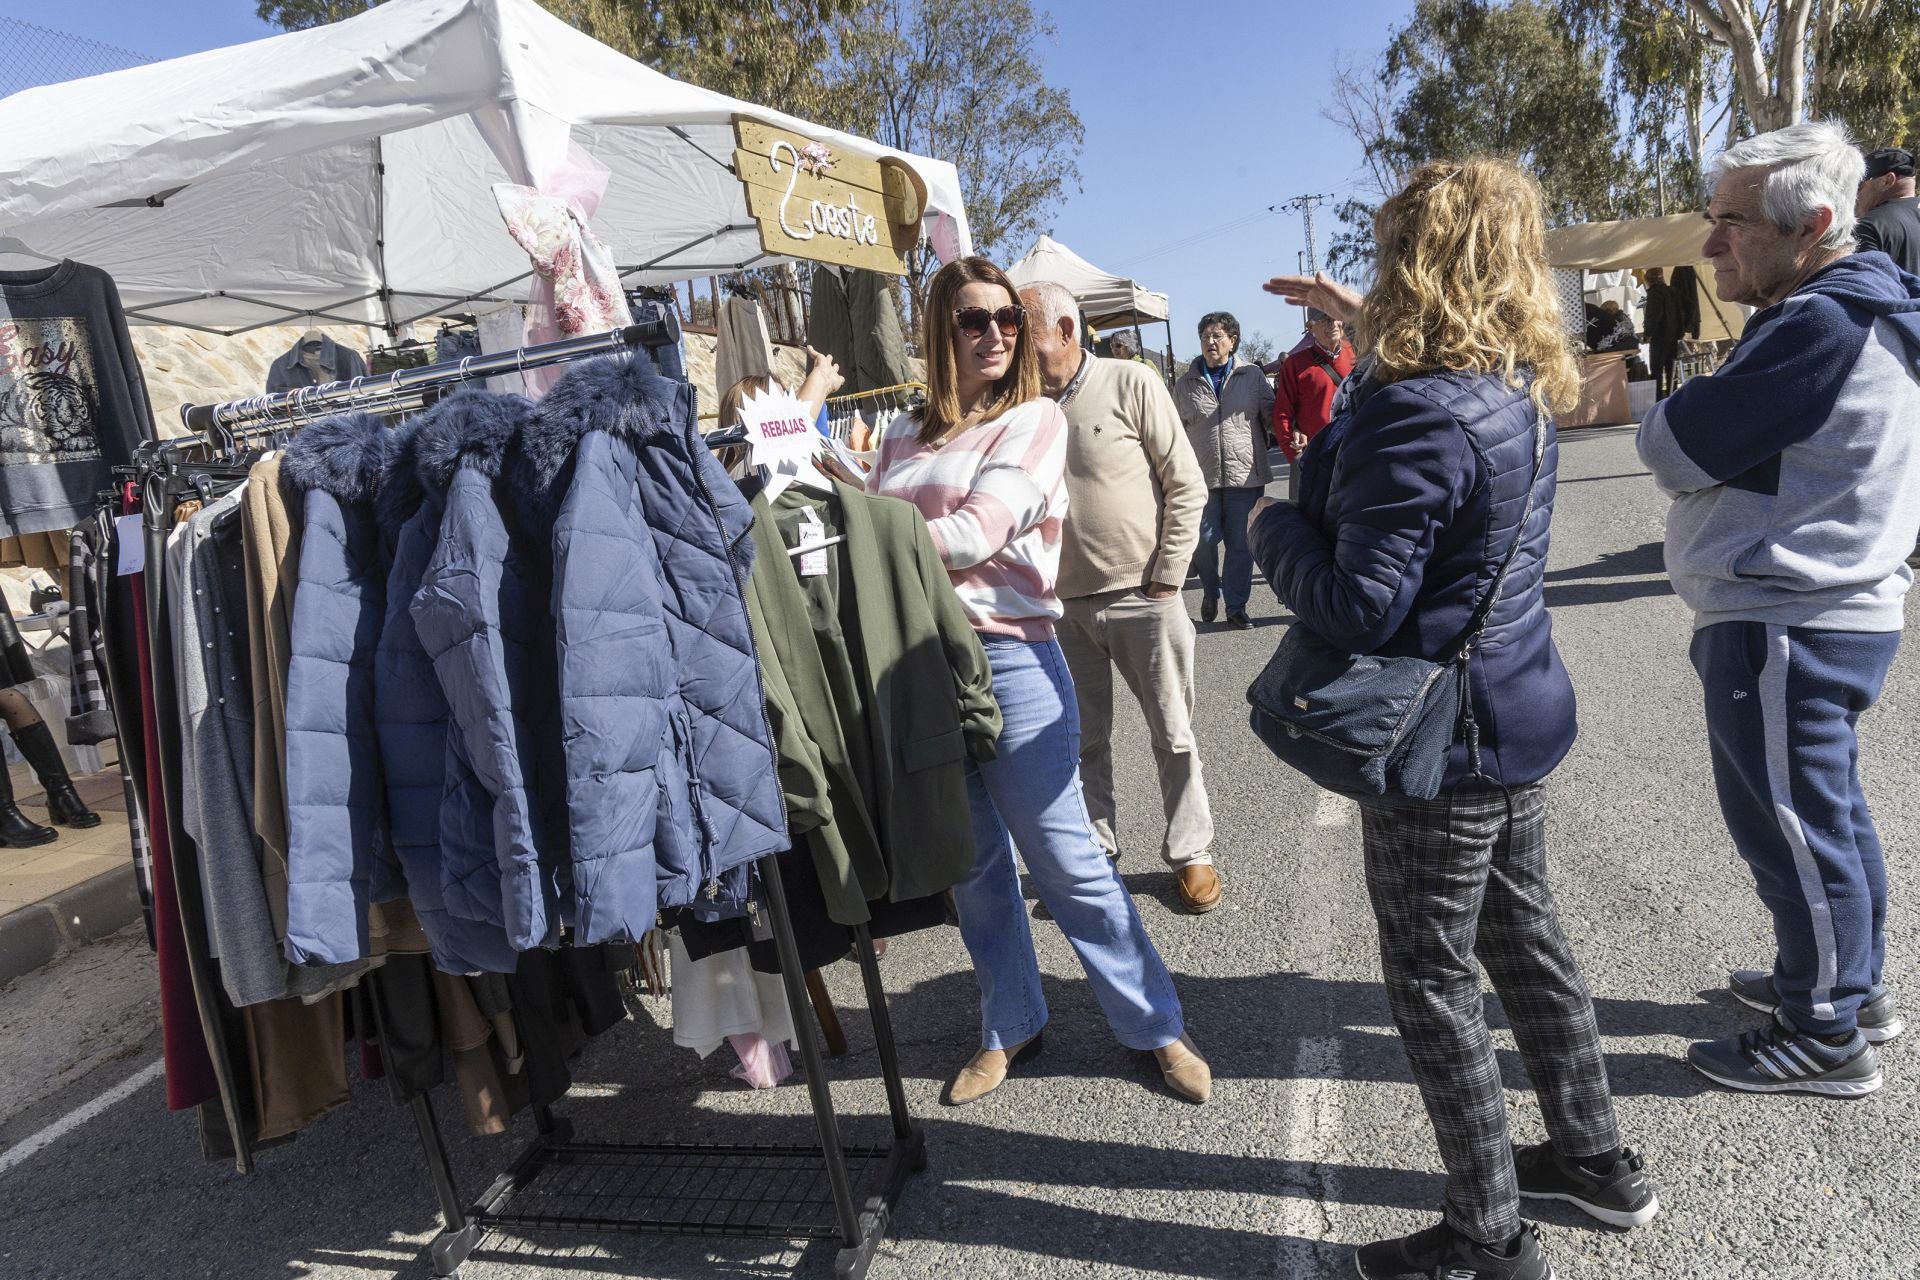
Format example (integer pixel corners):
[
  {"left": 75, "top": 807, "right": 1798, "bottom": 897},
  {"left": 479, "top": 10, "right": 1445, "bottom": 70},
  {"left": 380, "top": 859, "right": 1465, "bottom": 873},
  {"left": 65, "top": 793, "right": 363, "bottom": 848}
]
[{"left": 732, "top": 116, "right": 925, "bottom": 276}]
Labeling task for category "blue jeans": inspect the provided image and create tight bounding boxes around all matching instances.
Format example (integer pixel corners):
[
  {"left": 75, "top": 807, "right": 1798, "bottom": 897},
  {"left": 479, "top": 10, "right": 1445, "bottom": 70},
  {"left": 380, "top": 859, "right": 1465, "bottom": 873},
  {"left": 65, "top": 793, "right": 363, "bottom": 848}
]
[
  {"left": 1196, "top": 487, "right": 1259, "bottom": 611},
  {"left": 955, "top": 635, "right": 1185, "bottom": 1052},
  {"left": 1692, "top": 621, "right": 1901, "bottom": 1036}
]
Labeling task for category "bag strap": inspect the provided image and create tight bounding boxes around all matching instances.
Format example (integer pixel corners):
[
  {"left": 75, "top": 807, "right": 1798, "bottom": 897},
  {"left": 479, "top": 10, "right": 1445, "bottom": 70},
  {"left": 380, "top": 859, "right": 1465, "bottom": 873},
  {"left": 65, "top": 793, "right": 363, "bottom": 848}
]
[
  {"left": 1451, "top": 408, "right": 1547, "bottom": 662},
  {"left": 1452, "top": 409, "right": 1547, "bottom": 791},
  {"left": 1308, "top": 347, "right": 1348, "bottom": 385}
]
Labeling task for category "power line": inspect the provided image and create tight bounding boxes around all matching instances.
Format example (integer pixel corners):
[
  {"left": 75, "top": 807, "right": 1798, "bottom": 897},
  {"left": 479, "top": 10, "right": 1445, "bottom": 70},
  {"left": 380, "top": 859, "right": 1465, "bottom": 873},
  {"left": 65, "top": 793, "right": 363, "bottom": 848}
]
[{"left": 1108, "top": 206, "right": 1283, "bottom": 270}]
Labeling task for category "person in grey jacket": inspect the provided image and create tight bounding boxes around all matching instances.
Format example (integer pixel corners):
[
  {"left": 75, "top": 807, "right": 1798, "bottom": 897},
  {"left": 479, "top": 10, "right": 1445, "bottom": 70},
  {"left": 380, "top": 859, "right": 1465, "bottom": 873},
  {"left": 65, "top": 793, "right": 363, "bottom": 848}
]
[
  {"left": 1638, "top": 121, "right": 1920, "bottom": 1099},
  {"left": 1172, "top": 311, "right": 1273, "bottom": 629}
]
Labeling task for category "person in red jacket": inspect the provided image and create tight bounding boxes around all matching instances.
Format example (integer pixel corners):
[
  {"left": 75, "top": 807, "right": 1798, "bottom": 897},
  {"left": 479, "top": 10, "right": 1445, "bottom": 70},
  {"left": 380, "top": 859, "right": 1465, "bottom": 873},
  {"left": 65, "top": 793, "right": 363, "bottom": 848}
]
[{"left": 1273, "top": 307, "right": 1356, "bottom": 500}]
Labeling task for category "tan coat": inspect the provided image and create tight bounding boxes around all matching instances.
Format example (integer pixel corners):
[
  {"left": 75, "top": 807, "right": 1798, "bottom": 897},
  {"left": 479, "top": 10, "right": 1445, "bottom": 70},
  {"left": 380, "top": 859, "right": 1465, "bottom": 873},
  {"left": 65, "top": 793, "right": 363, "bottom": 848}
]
[{"left": 240, "top": 452, "right": 300, "bottom": 942}]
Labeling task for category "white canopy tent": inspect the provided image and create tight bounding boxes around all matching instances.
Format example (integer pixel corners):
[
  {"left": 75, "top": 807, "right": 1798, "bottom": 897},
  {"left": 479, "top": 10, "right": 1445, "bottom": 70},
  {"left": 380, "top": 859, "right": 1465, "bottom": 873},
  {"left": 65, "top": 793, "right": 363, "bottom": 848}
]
[
  {"left": 1545, "top": 212, "right": 1744, "bottom": 343},
  {"left": 1007, "top": 235, "right": 1174, "bottom": 371},
  {"left": 0, "top": 0, "right": 971, "bottom": 336}
]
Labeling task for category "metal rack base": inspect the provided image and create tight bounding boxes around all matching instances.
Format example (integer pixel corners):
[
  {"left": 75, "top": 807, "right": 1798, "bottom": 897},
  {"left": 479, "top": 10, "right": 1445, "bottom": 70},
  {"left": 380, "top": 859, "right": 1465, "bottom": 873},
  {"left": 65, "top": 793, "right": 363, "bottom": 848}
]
[{"left": 429, "top": 1123, "right": 925, "bottom": 1278}]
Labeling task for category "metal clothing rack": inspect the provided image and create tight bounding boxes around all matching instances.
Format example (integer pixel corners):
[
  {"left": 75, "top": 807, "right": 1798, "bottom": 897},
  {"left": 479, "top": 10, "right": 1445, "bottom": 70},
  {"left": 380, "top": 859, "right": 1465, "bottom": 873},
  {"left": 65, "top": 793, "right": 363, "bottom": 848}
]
[{"left": 164, "top": 316, "right": 922, "bottom": 1278}]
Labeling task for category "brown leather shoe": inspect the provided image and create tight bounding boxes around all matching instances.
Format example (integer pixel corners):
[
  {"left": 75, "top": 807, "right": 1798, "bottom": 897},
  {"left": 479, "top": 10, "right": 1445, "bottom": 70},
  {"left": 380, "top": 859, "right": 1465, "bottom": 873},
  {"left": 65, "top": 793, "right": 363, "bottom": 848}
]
[
  {"left": 1175, "top": 864, "right": 1221, "bottom": 913},
  {"left": 1153, "top": 1034, "right": 1212, "bottom": 1103},
  {"left": 941, "top": 1033, "right": 1043, "bottom": 1106}
]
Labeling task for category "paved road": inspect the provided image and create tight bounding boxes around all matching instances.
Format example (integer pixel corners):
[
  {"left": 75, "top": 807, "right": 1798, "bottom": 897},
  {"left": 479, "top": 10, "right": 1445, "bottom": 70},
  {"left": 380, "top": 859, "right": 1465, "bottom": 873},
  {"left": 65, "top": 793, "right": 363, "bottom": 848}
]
[{"left": 2, "top": 425, "right": 1915, "bottom": 1280}]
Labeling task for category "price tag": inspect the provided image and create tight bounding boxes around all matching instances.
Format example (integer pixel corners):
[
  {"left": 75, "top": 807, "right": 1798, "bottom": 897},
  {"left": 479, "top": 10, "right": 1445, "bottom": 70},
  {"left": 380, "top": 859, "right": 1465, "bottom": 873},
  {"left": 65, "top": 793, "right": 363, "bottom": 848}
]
[
  {"left": 796, "top": 508, "right": 829, "bottom": 576},
  {"left": 737, "top": 386, "right": 822, "bottom": 473},
  {"left": 114, "top": 515, "right": 145, "bottom": 575}
]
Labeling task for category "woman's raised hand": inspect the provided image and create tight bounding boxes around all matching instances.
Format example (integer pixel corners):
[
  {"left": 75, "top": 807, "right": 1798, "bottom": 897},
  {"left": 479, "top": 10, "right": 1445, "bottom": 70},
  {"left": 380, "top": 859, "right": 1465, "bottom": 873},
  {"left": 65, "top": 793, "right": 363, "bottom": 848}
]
[{"left": 1261, "top": 272, "right": 1363, "bottom": 325}]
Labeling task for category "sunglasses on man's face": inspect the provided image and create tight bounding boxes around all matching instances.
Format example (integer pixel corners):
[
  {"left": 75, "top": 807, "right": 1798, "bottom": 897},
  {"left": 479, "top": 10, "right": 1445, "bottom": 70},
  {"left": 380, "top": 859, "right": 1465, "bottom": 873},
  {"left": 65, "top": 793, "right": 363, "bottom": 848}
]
[{"left": 954, "top": 305, "right": 1025, "bottom": 340}]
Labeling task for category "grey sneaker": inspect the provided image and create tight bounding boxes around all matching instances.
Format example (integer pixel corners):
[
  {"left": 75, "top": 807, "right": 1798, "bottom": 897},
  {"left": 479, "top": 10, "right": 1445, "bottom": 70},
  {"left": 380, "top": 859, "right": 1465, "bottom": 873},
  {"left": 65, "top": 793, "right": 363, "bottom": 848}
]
[
  {"left": 1513, "top": 1142, "right": 1659, "bottom": 1229},
  {"left": 1688, "top": 1014, "right": 1882, "bottom": 1097},
  {"left": 1729, "top": 970, "right": 1904, "bottom": 1043}
]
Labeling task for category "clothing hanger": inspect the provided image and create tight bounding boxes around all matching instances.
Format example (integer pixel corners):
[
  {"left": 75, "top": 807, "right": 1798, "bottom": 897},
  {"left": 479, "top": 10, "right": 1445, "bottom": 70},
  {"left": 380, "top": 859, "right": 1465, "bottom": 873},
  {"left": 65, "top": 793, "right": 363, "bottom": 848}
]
[{"left": 0, "top": 236, "right": 56, "bottom": 264}]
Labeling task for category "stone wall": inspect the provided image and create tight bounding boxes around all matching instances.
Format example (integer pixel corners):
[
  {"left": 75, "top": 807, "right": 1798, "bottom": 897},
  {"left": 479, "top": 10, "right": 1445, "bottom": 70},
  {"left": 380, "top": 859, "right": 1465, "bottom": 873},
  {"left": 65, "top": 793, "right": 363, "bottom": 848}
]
[{"left": 132, "top": 323, "right": 372, "bottom": 437}]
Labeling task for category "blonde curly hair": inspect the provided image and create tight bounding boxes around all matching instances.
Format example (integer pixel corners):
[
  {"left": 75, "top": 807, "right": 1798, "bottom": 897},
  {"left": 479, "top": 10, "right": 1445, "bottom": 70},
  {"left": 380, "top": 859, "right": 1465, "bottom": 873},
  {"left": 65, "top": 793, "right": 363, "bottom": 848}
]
[{"left": 1360, "top": 158, "right": 1580, "bottom": 418}]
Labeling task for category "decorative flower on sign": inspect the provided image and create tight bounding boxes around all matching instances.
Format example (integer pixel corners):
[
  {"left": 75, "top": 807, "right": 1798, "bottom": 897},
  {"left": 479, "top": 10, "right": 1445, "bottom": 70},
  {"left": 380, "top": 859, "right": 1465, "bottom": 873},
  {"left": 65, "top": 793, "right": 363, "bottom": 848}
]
[{"left": 801, "top": 142, "right": 836, "bottom": 177}]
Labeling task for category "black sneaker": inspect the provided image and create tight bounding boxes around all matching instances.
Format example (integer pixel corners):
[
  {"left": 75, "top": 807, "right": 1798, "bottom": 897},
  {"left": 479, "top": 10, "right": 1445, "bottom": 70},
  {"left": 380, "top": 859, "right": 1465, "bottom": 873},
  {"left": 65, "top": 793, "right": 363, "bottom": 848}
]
[
  {"left": 1353, "top": 1220, "right": 1552, "bottom": 1280},
  {"left": 1728, "top": 969, "right": 1904, "bottom": 1044},
  {"left": 1513, "top": 1142, "right": 1659, "bottom": 1229},
  {"left": 1200, "top": 594, "right": 1219, "bottom": 623},
  {"left": 1687, "top": 1014, "right": 1882, "bottom": 1097},
  {"left": 1226, "top": 609, "right": 1252, "bottom": 630}
]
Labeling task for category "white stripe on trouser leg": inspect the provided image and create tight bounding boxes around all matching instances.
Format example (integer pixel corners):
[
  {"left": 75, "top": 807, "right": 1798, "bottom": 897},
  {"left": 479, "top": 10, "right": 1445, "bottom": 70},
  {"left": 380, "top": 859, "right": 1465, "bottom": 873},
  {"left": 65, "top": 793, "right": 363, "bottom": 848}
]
[{"left": 1759, "top": 624, "right": 1840, "bottom": 1023}]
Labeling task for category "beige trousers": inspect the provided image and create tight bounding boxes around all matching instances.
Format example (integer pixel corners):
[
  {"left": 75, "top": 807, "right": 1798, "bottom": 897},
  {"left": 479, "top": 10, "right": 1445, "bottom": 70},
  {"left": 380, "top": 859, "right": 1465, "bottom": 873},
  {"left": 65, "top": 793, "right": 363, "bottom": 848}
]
[{"left": 1058, "top": 587, "right": 1215, "bottom": 868}]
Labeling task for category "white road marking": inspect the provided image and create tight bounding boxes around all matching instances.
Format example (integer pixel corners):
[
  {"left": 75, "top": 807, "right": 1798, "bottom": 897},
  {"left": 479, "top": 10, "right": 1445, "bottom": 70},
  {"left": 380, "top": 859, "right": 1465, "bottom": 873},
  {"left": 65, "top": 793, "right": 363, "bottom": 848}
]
[
  {"left": 0, "top": 1059, "right": 164, "bottom": 1176},
  {"left": 1273, "top": 1035, "right": 1346, "bottom": 1269},
  {"left": 1314, "top": 791, "right": 1356, "bottom": 828}
]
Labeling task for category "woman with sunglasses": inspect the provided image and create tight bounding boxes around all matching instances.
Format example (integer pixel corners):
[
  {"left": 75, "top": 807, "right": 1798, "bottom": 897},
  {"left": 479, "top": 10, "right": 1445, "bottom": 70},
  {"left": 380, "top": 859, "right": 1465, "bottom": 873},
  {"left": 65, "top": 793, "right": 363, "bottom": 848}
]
[{"left": 869, "top": 256, "right": 1209, "bottom": 1107}]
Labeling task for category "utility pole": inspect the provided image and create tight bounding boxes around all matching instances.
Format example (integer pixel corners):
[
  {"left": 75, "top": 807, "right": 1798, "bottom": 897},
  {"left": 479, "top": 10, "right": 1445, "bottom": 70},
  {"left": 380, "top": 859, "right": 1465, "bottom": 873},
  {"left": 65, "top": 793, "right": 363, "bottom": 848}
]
[{"left": 1279, "top": 193, "right": 1334, "bottom": 274}]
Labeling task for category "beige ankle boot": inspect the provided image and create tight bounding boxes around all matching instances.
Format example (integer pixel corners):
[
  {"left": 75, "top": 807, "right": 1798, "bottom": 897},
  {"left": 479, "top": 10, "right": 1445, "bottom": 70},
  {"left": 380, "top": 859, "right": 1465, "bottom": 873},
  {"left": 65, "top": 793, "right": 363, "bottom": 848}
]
[
  {"left": 1152, "top": 1034, "right": 1212, "bottom": 1103},
  {"left": 942, "top": 1033, "right": 1043, "bottom": 1106}
]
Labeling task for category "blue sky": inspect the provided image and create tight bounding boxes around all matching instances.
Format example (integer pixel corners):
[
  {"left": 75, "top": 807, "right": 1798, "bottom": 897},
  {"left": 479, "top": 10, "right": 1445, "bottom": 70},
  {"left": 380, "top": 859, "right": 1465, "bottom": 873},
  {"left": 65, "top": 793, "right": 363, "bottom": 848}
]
[{"left": 1, "top": 0, "right": 1415, "bottom": 363}]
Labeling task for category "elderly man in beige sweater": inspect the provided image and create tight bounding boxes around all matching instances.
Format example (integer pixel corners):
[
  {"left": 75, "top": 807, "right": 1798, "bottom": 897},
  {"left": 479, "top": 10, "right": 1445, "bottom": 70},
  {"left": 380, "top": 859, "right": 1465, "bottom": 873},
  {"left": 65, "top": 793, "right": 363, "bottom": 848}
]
[{"left": 1019, "top": 282, "right": 1220, "bottom": 913}]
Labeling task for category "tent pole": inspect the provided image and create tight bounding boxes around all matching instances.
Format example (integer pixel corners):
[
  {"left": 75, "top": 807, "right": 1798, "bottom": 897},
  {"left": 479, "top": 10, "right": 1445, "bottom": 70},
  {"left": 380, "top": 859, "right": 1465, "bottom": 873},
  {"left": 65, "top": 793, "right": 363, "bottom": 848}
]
[{"left": 373, "top": 137, "right": 399, "bottom": 340}]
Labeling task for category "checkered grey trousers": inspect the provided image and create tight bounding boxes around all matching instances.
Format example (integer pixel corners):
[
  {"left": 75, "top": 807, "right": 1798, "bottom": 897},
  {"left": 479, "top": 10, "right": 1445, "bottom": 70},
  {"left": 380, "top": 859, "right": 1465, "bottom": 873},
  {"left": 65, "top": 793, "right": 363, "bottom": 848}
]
[{"left": 1358, "top": 783, "right": 1620, "bottom": 1244}]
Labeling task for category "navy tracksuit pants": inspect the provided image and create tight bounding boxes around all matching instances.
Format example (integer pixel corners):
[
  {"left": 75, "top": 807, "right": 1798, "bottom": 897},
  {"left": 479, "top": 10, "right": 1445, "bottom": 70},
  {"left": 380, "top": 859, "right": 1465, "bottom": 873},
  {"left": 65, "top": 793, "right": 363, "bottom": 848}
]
[{"left": 1691, "top": 622, "right": 1901, "bottom": 1037}]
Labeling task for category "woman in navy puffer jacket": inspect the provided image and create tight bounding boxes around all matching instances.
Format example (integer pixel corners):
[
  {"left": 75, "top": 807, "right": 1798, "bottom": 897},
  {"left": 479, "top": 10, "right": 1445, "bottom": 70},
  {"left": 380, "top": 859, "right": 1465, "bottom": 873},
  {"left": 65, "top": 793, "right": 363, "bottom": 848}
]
[{"left": 1254, "top": 160, "right": 1655, "bottom": 1280}]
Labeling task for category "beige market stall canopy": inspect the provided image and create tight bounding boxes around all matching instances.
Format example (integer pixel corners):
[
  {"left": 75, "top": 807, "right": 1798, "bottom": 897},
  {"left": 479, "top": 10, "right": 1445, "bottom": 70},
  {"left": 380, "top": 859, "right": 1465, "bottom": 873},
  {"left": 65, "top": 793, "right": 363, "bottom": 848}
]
[
  {"left": 1006, "top": 235, "right": 1170, "bottom": 330},
  {"left": 1545, "top": 212, "right": 1743, "bottom": 343},
  {"left": 0, "top": 0, "right": 971, "bottom": 335}
]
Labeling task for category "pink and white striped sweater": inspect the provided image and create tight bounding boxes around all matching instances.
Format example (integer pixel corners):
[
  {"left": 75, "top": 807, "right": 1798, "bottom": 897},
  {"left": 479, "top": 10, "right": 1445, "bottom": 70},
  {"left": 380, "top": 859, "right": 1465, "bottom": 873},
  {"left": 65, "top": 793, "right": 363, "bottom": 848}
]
[{"left": 869, "top": 397, "right": 1069, "bottom": 640}]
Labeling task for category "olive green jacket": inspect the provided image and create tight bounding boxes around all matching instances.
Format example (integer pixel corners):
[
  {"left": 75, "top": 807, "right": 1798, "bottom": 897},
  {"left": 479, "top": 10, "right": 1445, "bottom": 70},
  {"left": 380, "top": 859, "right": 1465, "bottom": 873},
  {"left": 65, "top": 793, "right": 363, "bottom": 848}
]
[{"left": 743, "top": 480, "right": 1000, "bottom": 925}]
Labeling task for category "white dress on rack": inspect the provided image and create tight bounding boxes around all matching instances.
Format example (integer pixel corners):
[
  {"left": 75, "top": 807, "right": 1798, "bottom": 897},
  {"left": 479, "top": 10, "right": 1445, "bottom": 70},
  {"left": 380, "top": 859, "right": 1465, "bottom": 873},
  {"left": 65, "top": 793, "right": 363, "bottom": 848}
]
[{"left": 666, "top": 931, "right": 798, "bottom": 1059}]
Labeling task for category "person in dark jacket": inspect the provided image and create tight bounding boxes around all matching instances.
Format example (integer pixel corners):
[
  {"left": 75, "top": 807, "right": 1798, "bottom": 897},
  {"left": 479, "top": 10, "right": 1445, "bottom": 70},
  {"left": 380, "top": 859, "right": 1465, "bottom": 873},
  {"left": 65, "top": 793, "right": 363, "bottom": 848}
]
[
  {"left": 1260, "top": 159, "right": 1657, "bottom": 1280},
  {"left": 1642, "top": 267, "right": 1685, "bottom": 398},
  {"left": 1641, "top": 123, "right": 1920, "bottom": 1097},
  {"left": 1855, "top": 145, "right": 1919, "bottom": 272}
]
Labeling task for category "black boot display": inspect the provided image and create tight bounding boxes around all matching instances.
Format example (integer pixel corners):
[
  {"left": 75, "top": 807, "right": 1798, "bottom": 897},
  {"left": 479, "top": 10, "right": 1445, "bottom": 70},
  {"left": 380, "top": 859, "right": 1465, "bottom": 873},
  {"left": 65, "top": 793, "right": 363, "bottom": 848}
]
[
  {"left": 0, "top": 763, "right": 55, "bottom": 848},
  {"left": 12, "top": 720, "right": 100, "bottom": 829}
]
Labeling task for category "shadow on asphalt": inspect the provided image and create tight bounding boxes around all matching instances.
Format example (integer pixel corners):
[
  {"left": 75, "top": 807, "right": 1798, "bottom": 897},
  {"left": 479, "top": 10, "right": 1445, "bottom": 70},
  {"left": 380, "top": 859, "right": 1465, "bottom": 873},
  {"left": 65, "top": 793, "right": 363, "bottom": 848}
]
[
  {"left": 1544, "top": 541, "right": 1666, "bottom": 582},
  {"left": 883, "top": 967, "right": 1716, "bottom": 1105}
]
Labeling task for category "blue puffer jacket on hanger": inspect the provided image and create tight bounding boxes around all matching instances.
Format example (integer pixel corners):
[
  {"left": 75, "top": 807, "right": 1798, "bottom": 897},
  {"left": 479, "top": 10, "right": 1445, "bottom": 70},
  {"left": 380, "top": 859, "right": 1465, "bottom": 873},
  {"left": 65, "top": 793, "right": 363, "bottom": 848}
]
[
  {"left": 373, "top": 396, "right": 520, "bottom": 974},
  {"left": 410, "top": 392, "right": 573, "bottom": 954},
  {"left": 281, "top": 413, "right": 391, "bottom": 967},
  {"left": 518, "top": 352, "right": 786, "bottom": 945}
]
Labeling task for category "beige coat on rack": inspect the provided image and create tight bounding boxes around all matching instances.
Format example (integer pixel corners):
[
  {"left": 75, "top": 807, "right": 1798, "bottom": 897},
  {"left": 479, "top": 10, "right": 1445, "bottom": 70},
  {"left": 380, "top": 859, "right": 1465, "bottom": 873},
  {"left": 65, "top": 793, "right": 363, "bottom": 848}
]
[{"left": 715, "top": 294, "right": 777, "bottom": 395}]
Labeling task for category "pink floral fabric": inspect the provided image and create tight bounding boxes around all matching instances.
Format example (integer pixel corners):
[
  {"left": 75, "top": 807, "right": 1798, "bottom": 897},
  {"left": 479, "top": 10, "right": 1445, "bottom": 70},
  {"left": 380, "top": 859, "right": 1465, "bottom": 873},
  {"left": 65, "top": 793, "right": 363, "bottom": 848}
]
[{"left": 494, "top": 145, "right": 632, "bottom": 393}]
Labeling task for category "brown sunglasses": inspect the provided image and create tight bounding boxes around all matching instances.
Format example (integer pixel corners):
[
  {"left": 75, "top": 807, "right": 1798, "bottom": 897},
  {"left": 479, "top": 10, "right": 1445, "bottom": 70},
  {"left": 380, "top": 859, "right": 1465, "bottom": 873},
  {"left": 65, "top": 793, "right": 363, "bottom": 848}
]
[{"left": 954, "top": 304, "right": 1025, "bottom": 339}]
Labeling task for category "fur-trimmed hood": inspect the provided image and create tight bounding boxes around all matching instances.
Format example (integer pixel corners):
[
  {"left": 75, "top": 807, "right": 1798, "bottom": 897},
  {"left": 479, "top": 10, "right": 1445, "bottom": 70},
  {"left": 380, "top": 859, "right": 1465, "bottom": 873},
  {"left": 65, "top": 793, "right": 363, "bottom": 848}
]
[
  {"left": 376, "top": 416, "right": 427, "bottom": 541},
  {"left": 415, "top": 389, "right": 534, "bottom": 496},
  {"left": 280, "top": 412, "right": 388, "bottom": 505},
  {"left": 521, "top": 352, "right": 685, "bottom": 491}
]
